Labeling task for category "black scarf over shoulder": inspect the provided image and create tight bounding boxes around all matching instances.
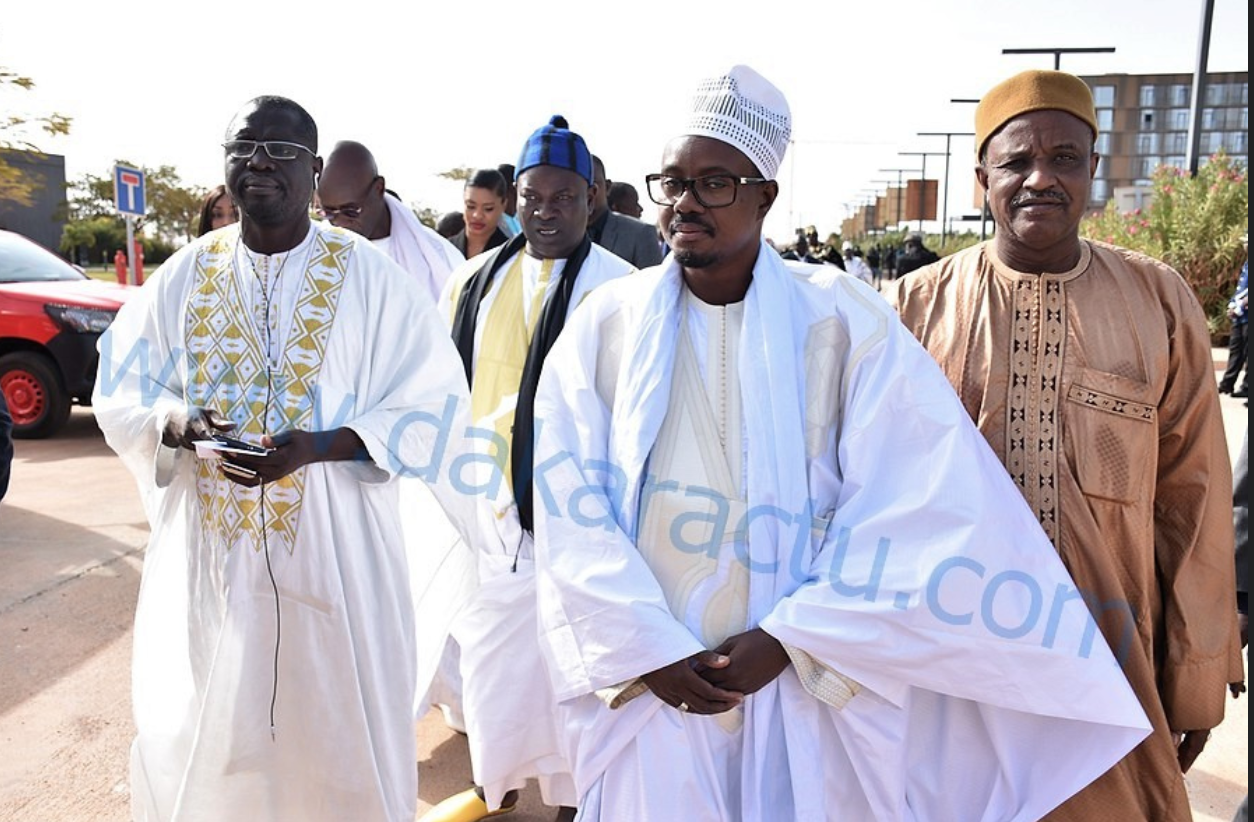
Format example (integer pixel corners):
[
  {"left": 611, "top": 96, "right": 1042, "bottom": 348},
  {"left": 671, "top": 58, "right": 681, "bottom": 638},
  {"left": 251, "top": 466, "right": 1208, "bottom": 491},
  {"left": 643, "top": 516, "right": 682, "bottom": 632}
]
[{"left": 450, "top": 232, "right": 593, "bottom": 534}]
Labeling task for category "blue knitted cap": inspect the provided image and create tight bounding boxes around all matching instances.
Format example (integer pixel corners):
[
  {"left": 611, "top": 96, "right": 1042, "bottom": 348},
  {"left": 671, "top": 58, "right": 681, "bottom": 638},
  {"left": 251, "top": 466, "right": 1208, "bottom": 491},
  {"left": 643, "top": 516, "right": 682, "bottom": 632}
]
[{"left": 515, "top": 115, "right": 593, "bottom": 185}]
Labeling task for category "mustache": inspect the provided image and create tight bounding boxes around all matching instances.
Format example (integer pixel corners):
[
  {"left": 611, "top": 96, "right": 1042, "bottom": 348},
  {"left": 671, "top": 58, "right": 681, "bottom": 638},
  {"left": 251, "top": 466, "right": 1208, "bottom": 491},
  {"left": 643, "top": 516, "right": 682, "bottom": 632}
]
[
  {"left": 668, "top": 217, "right": 713, "bottom": 233},
  {"left": 1011, "top": 191, "right": 1067, "bottom": 207}
]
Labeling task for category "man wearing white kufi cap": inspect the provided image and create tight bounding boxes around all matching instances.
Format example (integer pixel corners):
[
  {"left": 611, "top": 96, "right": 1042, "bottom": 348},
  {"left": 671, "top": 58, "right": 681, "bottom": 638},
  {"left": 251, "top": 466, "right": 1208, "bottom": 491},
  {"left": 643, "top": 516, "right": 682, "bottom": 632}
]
[{"left": 531, "top": 64, "right": 1151, "bottom": 820}]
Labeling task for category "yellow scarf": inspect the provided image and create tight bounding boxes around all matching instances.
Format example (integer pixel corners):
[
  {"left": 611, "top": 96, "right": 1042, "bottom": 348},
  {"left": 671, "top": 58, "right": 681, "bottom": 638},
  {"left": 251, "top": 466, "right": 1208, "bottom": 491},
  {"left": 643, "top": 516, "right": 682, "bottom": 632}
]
[{"left": 468, "top": 253, "right": 554, "bottom": 493}]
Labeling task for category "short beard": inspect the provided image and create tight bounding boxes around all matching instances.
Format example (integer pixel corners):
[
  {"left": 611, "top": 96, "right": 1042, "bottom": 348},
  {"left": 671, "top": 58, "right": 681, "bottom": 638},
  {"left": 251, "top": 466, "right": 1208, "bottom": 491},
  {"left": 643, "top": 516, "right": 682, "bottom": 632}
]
[
  {"left": 673, "top": 248, "right": 717, "bottom": 269},
  {"left": 243, "top": 198, "right": 306, "bottom": 228}
]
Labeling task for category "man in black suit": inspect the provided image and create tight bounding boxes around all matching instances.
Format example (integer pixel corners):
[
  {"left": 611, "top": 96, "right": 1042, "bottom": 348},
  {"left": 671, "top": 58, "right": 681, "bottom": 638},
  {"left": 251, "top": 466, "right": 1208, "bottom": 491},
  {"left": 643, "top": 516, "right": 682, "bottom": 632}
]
[{"left": 588, "top": 155, "right": 663, "bottom": 269}]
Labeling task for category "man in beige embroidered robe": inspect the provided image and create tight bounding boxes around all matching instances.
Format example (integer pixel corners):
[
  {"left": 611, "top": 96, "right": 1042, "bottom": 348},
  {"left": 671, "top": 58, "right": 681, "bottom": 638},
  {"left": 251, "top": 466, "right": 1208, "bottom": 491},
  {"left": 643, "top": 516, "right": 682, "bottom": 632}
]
[{"left": 891, "top": 69, "right": 1245, "bottom": 821}]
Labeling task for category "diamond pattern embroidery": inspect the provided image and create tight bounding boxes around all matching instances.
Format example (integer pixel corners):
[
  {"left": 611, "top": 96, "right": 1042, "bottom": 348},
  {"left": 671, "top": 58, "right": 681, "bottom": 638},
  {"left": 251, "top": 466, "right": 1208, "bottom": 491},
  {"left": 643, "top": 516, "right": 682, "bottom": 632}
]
[{"left": 185, "top": 232, "right": 350, "bottom": 555}]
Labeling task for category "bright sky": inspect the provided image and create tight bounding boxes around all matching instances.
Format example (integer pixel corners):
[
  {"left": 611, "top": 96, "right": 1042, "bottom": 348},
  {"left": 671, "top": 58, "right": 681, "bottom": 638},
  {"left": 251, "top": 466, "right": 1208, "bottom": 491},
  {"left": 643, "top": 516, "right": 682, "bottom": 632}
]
[{"left": 3, "top": 0, "right": 1248, "bottom": 243}]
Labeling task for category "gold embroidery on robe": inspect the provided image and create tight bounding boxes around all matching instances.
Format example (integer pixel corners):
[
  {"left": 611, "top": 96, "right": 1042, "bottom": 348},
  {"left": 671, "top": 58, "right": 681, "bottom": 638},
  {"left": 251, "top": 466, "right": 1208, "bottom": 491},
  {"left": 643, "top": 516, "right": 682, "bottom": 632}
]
[{"left": 184, "top": 232, "right": 350, "bottom": 555}]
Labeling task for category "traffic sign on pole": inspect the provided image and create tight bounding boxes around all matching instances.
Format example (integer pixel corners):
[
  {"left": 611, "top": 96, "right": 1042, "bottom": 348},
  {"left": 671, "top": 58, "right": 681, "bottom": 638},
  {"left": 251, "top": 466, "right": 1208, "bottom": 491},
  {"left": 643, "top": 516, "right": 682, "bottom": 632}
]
[{"left": 113, "top": 165, "right": 146, "bottom": 217}]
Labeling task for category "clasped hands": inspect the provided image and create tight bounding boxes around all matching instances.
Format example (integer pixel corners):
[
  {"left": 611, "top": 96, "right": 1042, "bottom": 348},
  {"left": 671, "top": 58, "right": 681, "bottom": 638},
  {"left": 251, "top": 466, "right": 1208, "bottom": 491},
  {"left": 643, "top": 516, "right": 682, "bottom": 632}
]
[{"left": 641, "top": 628, "right": 790, "bottom": 715}]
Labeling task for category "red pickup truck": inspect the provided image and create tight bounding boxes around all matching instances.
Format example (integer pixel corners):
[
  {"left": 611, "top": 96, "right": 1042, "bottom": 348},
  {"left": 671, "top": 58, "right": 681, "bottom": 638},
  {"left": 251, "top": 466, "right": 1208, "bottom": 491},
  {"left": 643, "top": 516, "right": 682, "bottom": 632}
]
[{"left": 0, "top": 230, "right": 139, "bottom": 438}]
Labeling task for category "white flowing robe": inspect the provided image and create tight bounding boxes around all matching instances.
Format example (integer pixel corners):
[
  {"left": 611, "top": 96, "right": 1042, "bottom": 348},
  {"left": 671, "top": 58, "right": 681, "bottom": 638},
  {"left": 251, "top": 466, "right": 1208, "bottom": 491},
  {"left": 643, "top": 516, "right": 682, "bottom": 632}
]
[
  {"left": 436, "top": 244, "right": 635, "bottom": 809},
  {"left": 372, "top": 191, "right": 465, "bottom": 303},
  {"left": 93, "top": 223, "right": 476, "bottom": 822},
  {"left": 531, "top": 242, "right": 1151, "bottom": 821}
]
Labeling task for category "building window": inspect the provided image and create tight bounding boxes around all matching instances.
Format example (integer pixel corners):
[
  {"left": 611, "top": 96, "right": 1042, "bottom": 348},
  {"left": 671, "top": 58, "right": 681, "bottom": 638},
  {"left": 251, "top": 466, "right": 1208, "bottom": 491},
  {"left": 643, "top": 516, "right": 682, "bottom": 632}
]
[
  {"left": 1166, "top": 132, "right": 1188, "bottom": 153},
  {"left": 1168, "top": 84, "right": 1191, "bottom": 106},
  {"left": 1203, "top": 132, "right": 1225, "bottom": 154},
  {"left": 1137, "top": 133, "right": 1161, "bottom": 154},
  {"left": 1097, "top": 110, "right": 1114, "bottom": 132},
  {"left": 1140, "top": 156, "right": 1162, "bottom": 176},
  {"left": 1229, "top": 131, "right": 1248, "bottom": 154},
  {"left": 1091, "top": 179, "right": 1108, "bottom": 202},
  {"left": 1204, "top": 84, "right": 1227, "bottom": 106},
  {"left": 1139, "top": 85, "right": 1158, "bottom": 106},
  {"left": 1170, "top": 108, "right": 1190, "bottom": 130},
  {"left": 1165, "top": 155, "right": 1186, "bottom": 170},
  {"left": 1202, "top": 108, "right": 1219, "bottom": 129},
  {"left": 1095, "top": 133, "right": 1112, "bottom": 155},
  {"left": 1141, "top": 109, "right": 1155, "bottom": 130},
  {"left": 1093, "top": 86, "right": 1115, "bottom": 107}
]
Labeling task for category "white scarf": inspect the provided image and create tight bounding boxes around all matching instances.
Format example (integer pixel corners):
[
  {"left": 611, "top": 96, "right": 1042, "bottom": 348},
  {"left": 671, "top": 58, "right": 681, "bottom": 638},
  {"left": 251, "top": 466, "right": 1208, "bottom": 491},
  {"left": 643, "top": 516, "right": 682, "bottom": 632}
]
[
  {"left": 381, "top": 192, "right": 464, "bottom": 303},
  {"left": 611, "top": 240, "right": 809, "bottom": 624}
]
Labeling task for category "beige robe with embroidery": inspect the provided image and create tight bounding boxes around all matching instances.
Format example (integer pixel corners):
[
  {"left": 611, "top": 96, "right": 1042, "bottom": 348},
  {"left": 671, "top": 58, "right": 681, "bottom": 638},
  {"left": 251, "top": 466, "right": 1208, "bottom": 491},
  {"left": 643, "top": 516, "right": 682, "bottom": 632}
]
[{"left": 891, "top": 239, "right": 1243, "bottom": 822}]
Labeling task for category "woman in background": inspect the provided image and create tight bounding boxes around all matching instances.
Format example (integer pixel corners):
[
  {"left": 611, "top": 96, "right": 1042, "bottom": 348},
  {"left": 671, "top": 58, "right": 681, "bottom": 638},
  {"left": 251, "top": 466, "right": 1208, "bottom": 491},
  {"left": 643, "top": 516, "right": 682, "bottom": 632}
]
[
  {"left": 196, "top": 184, "right": 238, "bottom": 236},
  {"left": 449, "top": 168, "right": 509, "bottom": 259}
]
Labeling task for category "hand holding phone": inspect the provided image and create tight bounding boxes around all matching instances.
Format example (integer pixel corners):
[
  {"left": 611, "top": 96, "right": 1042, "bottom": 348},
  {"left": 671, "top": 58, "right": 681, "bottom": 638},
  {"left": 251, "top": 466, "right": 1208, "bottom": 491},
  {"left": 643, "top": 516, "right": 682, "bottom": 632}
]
[
  {"left": 212, "top": 435, "right": 273, "bottom": 455},
  {"left": 193, "top": 435, "right": 273, "bottom": 459}
]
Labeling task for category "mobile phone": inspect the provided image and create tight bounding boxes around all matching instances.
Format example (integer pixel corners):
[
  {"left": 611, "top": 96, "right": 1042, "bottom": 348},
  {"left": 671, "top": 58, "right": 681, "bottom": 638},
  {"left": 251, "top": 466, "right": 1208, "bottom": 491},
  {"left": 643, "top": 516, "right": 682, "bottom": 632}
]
[
  {"left": 212, "top": 435, "right": 273, "bottom": 455},
  {"left": 220, "top": 462, "right": 259, "bottom": 480}
]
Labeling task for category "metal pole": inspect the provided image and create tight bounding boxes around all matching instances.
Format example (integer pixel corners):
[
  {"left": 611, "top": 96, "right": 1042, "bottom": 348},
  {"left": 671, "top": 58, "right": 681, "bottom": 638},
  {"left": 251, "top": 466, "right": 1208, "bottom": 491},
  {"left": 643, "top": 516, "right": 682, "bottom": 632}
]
[
  {"left": 1001, "top": 46, "right": 1116, "bottom": 70},
  {"left": 939, "top": 136, "right": 952, "bottom": 243},
  {"left": 898, "top": 152, "right": 945, "bottom": 234},
  {"left": 896, "top": 170, "right": 903, "bottom": 226},
  {"left": 917, "top": 155, "right": 927, "bottom": 232},
  {"left": 1184, "top": 0, "right": 1215, "bottom": 176},
  {"left": 124, "top": 216, "right": 136, "bottom": 286},
  {"left": 919, "top": 132, "right": 975, "bottom": 246},
  {"left": 878, "top": 168, "right": 921, "bottom": 233}
]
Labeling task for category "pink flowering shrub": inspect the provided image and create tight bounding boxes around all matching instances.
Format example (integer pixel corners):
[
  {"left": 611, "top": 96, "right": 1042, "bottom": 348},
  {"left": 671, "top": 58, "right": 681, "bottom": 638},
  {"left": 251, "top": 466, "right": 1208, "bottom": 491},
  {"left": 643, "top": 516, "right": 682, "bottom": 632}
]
[{"left": 1081, "top": 151, "right": 1248, "bottom": 335}]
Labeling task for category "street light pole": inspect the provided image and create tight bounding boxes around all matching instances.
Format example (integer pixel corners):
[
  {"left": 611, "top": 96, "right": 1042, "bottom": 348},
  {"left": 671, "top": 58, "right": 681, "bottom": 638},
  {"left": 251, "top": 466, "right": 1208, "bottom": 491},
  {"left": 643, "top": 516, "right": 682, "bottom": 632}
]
[
  {"left": 918, "top": 131, "right": 974, "bottom": 245},
  {"left": 870, "top": 180, "right": 895, "bottom": 233},
  {"left": 877, "top": 168, "right": 921, "bottom": 230},
  {"left": 949, "top": 99, "right": 989, "bottom": 240},
  {"left": 1001, "top": 46, "right": 1116, "bottom": 70},
  {"left": 1184, "top": 0, "right": 1216, "bottom": 175},
  {"left": 898, "top": 151, "right": 947, "bottom": 233}
]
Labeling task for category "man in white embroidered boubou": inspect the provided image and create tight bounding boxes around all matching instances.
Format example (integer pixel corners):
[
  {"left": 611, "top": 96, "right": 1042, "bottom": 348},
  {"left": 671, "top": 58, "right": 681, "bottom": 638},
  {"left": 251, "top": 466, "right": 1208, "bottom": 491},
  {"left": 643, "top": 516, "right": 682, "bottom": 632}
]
[{"left": 93, "top": 95, "right": 477, "bottom": 822}]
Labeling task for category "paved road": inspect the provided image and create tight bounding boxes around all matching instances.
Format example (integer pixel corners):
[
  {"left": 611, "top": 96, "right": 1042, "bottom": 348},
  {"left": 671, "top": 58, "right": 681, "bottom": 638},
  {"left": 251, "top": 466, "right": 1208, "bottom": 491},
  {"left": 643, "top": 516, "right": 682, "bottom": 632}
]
[{"left": 0, "top": 362, "right": 1247, "bottom": 821}]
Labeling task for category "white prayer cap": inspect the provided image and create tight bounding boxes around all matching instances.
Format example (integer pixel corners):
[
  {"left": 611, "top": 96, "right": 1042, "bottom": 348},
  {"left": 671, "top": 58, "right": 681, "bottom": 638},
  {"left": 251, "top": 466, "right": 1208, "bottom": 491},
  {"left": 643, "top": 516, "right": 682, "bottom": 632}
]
[{"left": 679, "top": 65, "right": 792, "bottom": 180}]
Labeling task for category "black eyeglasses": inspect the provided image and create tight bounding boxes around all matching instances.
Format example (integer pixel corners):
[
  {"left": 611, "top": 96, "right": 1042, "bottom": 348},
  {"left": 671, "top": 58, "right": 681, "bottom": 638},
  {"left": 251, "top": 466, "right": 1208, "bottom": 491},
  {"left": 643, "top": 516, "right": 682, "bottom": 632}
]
[
  {"left": 645, "top": 174, "right": 769, "bottom": 208},
  {"left": 222, "top": 140, "right": 315, "bottom": 161}
]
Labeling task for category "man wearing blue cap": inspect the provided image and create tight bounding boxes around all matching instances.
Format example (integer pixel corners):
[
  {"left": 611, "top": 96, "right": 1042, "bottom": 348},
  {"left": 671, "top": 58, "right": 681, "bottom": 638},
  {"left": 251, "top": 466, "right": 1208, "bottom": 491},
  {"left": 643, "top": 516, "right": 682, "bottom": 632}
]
[{"left": 422, "top": 115, "right": 635, "bottom": 822}]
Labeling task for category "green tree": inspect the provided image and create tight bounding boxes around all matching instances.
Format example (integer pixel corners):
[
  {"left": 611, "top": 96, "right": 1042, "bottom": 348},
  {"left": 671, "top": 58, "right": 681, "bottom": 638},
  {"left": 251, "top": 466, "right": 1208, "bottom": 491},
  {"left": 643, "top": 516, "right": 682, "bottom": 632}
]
[
  {"left": 61, "top": 164, "right": 208, "bottom": 262},
  {"left": 412, "top": 203, "right": 441, "bottom": 230},
  {"left": 438, "top": 166, "right": 475, "bottom": 183},
  {"left": 1081, "top": 151, "right": 1248, "bottom": 336},
  {"left": 60, "top": 215, "right": 127, "bottom": 267},
  {"left": 0, "top": 67, "right": 72, "bottom": 206},
  {"left": 144, "top": 165, "right": 204, "bottom": 243}
]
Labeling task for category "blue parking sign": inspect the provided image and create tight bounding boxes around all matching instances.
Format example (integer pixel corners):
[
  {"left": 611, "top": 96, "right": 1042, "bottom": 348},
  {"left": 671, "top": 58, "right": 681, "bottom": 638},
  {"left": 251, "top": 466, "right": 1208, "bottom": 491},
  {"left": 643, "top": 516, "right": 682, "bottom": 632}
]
[{"left": 114, "top": 165, "right": 146, "bottom": 217}]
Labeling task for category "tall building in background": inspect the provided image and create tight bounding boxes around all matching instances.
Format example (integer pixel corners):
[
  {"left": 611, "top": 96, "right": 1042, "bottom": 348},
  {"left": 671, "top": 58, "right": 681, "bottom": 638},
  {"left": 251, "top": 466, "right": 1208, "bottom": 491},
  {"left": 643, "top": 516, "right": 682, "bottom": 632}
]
[{"left": 1082, "top": 71, "right": 1248, "bottom": 211}]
